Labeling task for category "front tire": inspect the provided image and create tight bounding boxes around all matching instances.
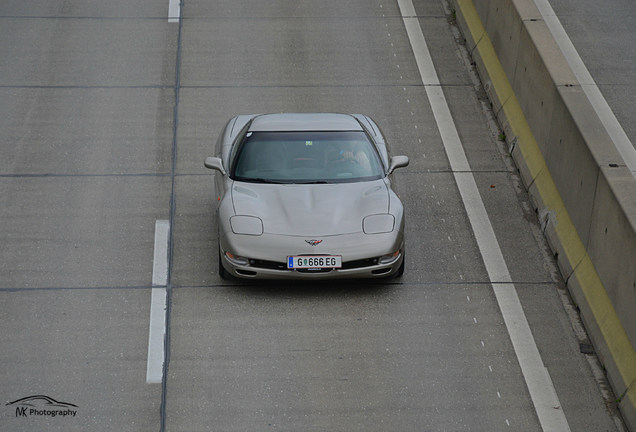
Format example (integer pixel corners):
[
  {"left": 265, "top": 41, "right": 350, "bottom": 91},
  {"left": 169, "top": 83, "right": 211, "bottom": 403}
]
[
  {"left": 218, "top": 251, "right": 230, "bottom": 280},
  {"left": 395, "top": 255, "right": 405, "bottom": 278}
]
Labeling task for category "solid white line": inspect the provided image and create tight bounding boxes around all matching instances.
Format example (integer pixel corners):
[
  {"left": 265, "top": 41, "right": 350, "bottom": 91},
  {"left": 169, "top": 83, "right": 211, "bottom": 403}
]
[
  {"left": 397, "top": 1, "right": 571, "bottom": 430},
  {"left": 152, "top": 220, "right": 170, "bottom": 287},
  {"left": 168, "top": 0, "right": 180, "bottom": 23},
  {"left": 147, "top": 220, "right": 169, "bottom": 384},
  {"left": 147, "top": 286, "right": 167, "bottom": 383},
  {"left": 533, "top": 0, "right": 636, "bottom": 178}
]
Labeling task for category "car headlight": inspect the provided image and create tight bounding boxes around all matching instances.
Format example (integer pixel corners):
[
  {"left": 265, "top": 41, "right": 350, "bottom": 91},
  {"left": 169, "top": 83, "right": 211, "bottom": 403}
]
[
  {"left": 224, "top": 251, "right": 249, "bottom": 266},
  {"left": 379, "top": 250, "right": 401, "bottom": 264},
  {"left": 230, "top": 215, "right": 263, "bottom": 235},
  {"left": 363, "top": 214, "right": 395, "bottom": 234}
]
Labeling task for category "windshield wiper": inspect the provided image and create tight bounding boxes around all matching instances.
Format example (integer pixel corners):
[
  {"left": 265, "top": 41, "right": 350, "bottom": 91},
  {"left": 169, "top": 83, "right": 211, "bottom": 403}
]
[
  {"left": 236, "top": 177, "right": 329, "bottom": 185},
  {"left": 242, "top": 178, "right": 284, "bottom": 184}
]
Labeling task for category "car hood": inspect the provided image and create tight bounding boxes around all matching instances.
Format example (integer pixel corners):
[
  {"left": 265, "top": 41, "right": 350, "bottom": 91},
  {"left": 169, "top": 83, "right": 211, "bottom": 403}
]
[{"left": 231, "top": 180, "right": 389, "bottom": 236}]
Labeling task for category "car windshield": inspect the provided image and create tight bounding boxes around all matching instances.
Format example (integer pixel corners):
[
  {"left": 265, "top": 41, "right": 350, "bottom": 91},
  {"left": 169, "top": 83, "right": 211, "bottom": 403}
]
[{"left": 231, "top": 131, "right": 384, "bottom": 183}]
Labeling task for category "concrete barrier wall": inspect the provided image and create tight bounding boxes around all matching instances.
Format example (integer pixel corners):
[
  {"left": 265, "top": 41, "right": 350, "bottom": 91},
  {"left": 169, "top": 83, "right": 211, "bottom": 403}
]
[{"left": 449, "top": 0, "right": 636, "bottom": 429}]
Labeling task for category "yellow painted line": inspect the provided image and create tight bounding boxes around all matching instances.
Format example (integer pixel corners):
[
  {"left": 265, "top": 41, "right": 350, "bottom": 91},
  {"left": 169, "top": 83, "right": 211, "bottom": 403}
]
[{"left": 456, "top": 0, "right": 636, "bottom": 412}]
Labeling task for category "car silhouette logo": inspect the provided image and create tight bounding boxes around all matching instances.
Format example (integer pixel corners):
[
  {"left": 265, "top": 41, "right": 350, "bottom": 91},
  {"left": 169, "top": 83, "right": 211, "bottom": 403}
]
[
  {"left": 6, "top": 394, "right": 79, "bottom": 418},
  {"left": 6, "top": 395, "right": 78, "bottom": 408},
  {"left": 305, "top": 239, "right": 323, "bottom": 246}
]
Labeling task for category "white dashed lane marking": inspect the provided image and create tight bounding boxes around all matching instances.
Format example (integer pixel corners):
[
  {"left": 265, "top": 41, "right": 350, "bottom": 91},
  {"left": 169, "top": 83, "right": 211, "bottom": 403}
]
[
  {"left": 168, "top": 0, "right": 181, "bottom": 23},
  {"left": 146, "top": 220, "right": 169, "bottom": 384}
]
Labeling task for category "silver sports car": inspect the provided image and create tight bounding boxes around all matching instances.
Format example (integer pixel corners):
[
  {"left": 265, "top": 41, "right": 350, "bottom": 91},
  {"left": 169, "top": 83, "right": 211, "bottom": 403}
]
[{"left": 204, "top": 113, "right": 409, "bottom": 280}]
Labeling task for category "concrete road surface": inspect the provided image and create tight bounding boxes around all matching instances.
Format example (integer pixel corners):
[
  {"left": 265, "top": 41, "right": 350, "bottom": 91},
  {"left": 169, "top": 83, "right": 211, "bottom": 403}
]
[{"left": 0, "top": 0, "right": 627, "bottom": 431}]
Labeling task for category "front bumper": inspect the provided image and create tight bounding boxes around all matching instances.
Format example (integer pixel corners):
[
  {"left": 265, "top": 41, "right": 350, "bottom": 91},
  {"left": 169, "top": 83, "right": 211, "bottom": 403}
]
[{"left": 219, "top": 231, "right": 404, "bottom": 280}]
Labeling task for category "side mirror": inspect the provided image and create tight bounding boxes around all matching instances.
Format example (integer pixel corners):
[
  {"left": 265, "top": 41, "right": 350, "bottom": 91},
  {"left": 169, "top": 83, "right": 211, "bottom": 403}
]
[
  {"left": 204, "top": 157, "right": 226, "bottom": 175},
  {"left": 388, "top": 155, "right": 409, "bottom": 174}
]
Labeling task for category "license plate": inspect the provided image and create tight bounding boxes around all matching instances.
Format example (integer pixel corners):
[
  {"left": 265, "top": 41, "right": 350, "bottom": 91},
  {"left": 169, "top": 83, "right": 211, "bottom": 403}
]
[{"left": 287, "top": 255, "right": 342, "bottom": 269}]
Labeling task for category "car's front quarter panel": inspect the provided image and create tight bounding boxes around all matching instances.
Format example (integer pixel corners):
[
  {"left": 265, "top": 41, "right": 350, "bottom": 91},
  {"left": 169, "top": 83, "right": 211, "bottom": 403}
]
[
  {"left": 217, "top": 178, "right": 235, "bottom": 236},
  {"left": 387, "top": 187, "right": 405, "bottom": 231}
]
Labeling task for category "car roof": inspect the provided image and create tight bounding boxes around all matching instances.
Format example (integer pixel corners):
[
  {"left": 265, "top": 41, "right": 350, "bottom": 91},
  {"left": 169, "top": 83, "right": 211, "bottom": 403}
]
[{"left": 248, "top": 113, "right": 364, "bottom": 132}]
